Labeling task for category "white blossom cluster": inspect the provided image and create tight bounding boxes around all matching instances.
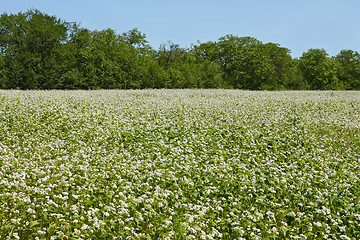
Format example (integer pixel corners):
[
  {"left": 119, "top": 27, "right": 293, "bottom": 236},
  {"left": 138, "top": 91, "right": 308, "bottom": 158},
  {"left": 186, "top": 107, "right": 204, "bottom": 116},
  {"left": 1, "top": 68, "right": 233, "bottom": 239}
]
[{"left": 0, "top": 90, "right": 359, "bottom": 239}]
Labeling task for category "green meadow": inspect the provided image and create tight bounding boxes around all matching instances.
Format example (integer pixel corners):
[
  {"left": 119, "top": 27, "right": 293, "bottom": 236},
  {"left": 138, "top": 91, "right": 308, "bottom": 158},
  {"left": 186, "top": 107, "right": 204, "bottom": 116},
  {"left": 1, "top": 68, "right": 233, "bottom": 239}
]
[{"left": 0, "top": 90, "right": 359, "bottom": 239}]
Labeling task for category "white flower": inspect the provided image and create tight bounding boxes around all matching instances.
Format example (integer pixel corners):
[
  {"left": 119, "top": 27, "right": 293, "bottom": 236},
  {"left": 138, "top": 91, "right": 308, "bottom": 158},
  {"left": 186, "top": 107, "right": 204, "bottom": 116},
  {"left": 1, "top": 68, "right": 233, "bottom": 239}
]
[
  {"left": 80, "top": 224, "right": 90, "bottom": 231},
  {"left": 37, "top": 230, "right": 46, "bottom": 235},
  {"left": 340, "top": 235, "right": 351, "bottom": 240},
  {"left": 12, "top": 232, "right": 20, "bottom": 240},
  {"left": 314, "top": 222, "right": 322, "bottom": 227}
]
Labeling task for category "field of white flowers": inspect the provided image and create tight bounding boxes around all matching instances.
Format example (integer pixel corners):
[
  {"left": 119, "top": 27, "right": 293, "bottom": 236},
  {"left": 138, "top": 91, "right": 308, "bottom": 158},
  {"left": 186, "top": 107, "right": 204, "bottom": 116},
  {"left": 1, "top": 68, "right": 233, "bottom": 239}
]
[{"left": 0, "top": 90, "right": 359, "bottom": 240}]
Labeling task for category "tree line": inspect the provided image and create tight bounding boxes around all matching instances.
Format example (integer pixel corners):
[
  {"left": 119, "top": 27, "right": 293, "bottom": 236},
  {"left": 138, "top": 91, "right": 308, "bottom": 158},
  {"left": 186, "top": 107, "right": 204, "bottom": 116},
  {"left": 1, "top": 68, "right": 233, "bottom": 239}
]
[{"left": 1, "top": 9, "right": 359, "bottom": 90}]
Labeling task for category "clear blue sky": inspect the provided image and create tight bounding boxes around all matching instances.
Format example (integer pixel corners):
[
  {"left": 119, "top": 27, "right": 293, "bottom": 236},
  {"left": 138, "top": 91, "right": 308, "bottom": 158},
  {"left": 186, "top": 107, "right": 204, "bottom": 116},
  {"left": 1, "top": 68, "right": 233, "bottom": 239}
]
[{"left": 2, "top": 0, "right": 360, "bottom": 58}]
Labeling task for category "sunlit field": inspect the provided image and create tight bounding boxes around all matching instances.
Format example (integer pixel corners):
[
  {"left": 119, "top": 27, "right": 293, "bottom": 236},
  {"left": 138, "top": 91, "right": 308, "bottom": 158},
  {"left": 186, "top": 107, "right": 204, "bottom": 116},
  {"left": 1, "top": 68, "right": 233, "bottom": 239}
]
[{"left": 0, "top": 90, "right": 359, "bottom": 239}]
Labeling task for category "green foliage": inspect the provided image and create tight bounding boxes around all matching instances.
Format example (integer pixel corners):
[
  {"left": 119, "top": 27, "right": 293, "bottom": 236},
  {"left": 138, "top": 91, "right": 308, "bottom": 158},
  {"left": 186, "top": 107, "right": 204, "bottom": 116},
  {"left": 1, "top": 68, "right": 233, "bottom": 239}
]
[
  {"left": 120, "top": 28, "right": 152, "bottom": 54},
  {"left": 0, "top": 90, "right": 359, "bottom": 239},
  {"left": 0, "top": 9, "right": 359, "bottom": 90},
  {"left": 0, "top": 53, "right": 6, "bottom": 88},
  {"left": 298, "top": 49, "right": 341, "bottom": 90},
  {"left": 334, "top": 49, "right": 360, "bottom": 90},
  {"left": 194, "top": 36, "right": 296, "bottom": 90},
  {"left": 155, "top": 42, "right": 223, "bottom": 89},
  {"left": 282, "top": 59, "right": 307, "bottom": 90},
  {"left": 68, "top": 28, "right": 139, "bottom": 89},
  {"left": 0, "top": 9, "right": 74, "bottom": 89}
]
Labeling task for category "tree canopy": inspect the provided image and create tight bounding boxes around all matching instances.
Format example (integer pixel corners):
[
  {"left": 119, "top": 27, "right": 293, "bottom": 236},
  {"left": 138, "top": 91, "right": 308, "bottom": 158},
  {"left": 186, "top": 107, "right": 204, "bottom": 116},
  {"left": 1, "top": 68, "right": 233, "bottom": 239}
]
[{"left": 0, "top": 9, "right": 359, "bottom": 90}]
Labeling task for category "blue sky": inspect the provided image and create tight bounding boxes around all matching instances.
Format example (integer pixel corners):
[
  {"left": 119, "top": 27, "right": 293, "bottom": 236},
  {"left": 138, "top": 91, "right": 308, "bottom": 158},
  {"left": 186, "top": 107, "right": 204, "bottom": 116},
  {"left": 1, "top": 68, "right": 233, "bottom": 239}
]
[{"left": 2, "top": 0, "right": 360, "bottom": 58}]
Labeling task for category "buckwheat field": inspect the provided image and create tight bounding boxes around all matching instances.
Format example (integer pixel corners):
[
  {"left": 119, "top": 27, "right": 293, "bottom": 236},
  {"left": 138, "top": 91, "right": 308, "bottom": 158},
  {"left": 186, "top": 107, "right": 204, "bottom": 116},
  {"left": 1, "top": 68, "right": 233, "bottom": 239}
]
[{"left": 0, "top": 90, "right": 359, "bottom": 240}]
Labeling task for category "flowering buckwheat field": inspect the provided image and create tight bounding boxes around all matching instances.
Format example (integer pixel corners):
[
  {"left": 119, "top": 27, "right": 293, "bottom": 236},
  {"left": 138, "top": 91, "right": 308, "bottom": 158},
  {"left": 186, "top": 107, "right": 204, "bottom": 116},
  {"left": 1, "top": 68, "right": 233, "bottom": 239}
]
[{"left": 0, "top": 90, "right": 359, "bottom": 240}]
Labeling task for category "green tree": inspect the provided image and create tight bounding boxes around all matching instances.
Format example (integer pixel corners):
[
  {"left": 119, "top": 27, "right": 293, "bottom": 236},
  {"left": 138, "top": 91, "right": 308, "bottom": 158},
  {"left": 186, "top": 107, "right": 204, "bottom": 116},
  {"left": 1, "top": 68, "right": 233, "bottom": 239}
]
[
  {"left": 117, "top": 29, "right": 167, "bottom": 88},
  {"left": 334, "top": 49, "right": 360, "bottom": 90},
  {"left": 196, "top": 59, "right": 224, "bottom": 88},
  {"left": 217, "top": 35, "right": 261, "bottom": 66},
  {"left": 55, "top": 27, "right": 89, "bottom": 89},
  {"left": 156, "top": 42, "right": 194, "bottom": 88},
  {"left": 193, "top": 41, "right": 229, "bottom": 88},
  {"left": 0, "top": 9, "right": 73, "bottom": 89},
  {"left": 120, "top": 28, "right": 152, "bottom": 55},
  {"left": 217, "top": 35, "right": 261, "bottom": 88},
  {"left": 3, "top": 9, "right": 357, "bottom": 91},
  {"left": 67, "top": 28, "right": 140, "bottom": 89},
  {"left": 0, "top": 53, "right": 4, "bottom": 88},
  {"left": 259, "top": 43, "right": 295, "bottom": 90},
  {"left": 298, "top": 49, "right": 340, "bottom": 90},
  {"left": 193, "top": 40, "right": 220, "bottom": 63},
  {"left": 195, "top": 35, "right": 294, "bottom": 90},
  {"left": 64, "top": 27, "right": 163, "bottom": 89},
  {"left": 155, "top": 42, "right": 224, "bottom": 89},
  {"left": 194, "top": 36, "right": 261, "bottom": 88},
  {"left": 282, "top": 58, "right": 307, "bottom": 90},
  {"left": 195, "top": 35, "right": 295, "bottom": 90}
]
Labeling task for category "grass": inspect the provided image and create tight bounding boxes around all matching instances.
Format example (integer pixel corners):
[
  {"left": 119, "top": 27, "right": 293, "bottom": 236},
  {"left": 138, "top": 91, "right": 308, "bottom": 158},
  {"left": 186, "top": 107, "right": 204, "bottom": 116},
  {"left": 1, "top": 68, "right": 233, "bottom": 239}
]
[{"left": 0, "top": 89, "right": 359, "bottom": 239}]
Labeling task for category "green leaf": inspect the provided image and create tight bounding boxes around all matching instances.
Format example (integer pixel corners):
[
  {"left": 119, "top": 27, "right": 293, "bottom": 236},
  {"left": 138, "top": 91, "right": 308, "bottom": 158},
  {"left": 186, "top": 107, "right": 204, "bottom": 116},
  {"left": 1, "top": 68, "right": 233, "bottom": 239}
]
[
  {"left": 3, "top": 224, "right": 12, "bottom": 230},
  {"left": 47, "top": 225, "right": 56, "bottom": 235},
  {"left": 29, "top": 220, "right": 40, "bottom": 228}
]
